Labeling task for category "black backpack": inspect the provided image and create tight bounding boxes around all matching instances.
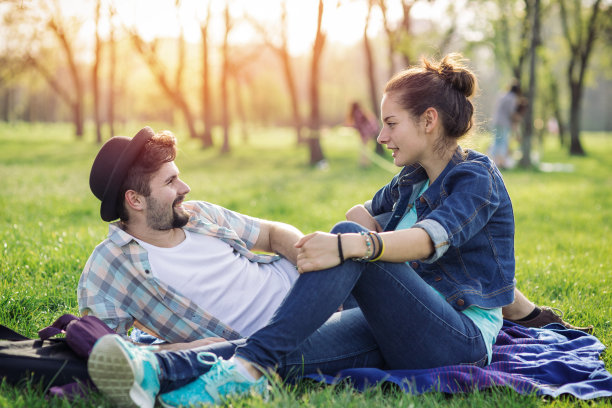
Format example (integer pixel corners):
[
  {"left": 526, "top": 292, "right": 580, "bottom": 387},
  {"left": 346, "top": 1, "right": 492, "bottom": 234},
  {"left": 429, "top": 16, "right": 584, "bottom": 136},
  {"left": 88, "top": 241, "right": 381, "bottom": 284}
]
[{"left": 0, "top": 323, "right": 89, "bottom": 388}]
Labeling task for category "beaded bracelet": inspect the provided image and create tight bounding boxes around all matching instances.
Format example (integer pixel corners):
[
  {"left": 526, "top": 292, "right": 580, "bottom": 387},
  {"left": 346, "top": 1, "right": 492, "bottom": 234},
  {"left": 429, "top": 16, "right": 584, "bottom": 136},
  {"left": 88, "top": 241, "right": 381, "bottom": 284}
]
[{"left": 354, "top": 231, "right": 373, "bottom": 262}]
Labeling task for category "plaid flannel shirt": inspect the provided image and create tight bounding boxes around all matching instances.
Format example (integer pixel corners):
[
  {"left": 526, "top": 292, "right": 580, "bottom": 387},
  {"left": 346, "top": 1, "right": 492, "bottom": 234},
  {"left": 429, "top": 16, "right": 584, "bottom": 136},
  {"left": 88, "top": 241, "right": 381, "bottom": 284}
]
[{"left": 77, "top": 200, "right": 280, "bottom": 343}]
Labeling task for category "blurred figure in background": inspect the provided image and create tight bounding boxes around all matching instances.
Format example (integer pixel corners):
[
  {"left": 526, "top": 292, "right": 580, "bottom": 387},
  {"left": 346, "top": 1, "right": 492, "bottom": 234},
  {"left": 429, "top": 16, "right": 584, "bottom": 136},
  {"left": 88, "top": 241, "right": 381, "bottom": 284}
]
[
  {"left": 346, "top": 101, "right": 379, "bottom": 167},
  {"left": 490, "top": 82, "right": 521, "bottom": 169}
]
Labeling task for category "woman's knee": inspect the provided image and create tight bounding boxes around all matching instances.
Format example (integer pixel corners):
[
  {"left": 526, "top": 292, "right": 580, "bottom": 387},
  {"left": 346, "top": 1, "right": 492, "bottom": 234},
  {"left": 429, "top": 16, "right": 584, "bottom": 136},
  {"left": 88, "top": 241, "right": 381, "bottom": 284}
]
[{"left": 330, "top": 221, "right": 368, "bottom": 234}]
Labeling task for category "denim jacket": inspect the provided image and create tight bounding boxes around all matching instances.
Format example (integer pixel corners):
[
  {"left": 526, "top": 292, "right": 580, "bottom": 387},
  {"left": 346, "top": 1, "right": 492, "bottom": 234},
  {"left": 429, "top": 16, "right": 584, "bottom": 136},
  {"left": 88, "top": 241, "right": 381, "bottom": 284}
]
[{"left": 366, "top": 148, "right": 515, "bottom": 311}]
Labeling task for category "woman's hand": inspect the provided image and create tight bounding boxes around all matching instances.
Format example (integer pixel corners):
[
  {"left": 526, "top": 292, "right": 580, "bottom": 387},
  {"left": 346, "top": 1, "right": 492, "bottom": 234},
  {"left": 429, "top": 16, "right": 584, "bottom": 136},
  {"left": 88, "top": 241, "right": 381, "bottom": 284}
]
[
  {"left": 295, "top": 232, "right": 341, "bottom": 273},
  {"left": 345, "top": 205, "right": 382, "bottom": 232}
]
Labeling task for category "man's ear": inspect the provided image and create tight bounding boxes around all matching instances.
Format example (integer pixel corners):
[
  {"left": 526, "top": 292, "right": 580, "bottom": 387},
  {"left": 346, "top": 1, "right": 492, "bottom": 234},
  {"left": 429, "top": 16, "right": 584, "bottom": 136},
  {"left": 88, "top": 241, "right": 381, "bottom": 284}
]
[
  {"left": 124, "top": 190, "right": 145, "bottom": 211},
  {"left": 423, "top": 107, "right": 439, "bottom": 133}
]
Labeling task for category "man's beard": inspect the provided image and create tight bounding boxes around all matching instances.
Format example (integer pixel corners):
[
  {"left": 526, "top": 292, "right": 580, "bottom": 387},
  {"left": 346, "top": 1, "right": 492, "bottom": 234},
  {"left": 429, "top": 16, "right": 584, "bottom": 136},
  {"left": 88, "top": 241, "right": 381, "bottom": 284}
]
[{"left": 145, "top": 195, "right": 189, "bottom": 230}]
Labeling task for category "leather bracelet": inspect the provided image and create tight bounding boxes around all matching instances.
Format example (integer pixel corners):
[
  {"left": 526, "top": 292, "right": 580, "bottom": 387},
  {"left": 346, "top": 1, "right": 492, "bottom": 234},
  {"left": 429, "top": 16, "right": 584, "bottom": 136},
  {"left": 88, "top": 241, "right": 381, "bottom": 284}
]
[
  {"left": 337, "top": 233, "right": 345, "bottom": 264},
  {"left": 369, "top": 232, "right": 385, "bottom": 262}
]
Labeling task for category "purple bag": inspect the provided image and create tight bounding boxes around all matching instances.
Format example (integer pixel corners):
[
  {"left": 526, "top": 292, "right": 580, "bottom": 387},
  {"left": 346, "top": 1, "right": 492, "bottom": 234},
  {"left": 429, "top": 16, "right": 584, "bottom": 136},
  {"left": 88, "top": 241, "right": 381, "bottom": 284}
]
[{"left": 38, "top": 314, "right": 114, "bottom": 359}]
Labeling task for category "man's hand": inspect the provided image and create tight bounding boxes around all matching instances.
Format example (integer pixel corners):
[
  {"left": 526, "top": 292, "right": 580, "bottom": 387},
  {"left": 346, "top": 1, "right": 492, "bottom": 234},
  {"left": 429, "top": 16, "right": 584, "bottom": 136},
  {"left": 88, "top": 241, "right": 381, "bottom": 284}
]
[
  {"left": 155, "top": 337, "right": 227, "bottom": 351},
  {"left": 254, "top": 220, "right": 303, "bottom": 264}
]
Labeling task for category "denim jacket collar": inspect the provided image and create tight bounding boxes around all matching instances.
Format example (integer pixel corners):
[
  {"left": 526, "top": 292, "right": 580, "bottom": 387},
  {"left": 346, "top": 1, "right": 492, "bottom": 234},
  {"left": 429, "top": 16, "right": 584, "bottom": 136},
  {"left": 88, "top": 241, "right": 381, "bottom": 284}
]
[
  {"left": 419, "top": 147, "right": 465, "bottom": 208},
  {"left": 383, "top": 147, "right": 465, "bottom": 231}
]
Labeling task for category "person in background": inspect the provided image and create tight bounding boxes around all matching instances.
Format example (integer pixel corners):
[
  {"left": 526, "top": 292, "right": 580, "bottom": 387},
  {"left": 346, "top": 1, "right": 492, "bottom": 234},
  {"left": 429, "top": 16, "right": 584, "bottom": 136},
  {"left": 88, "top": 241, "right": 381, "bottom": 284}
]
[
  {"left": 490, "top": 81, "right": 520, "bottom": 168},
  {"left": 346, "top": 101, "right": 380, "bottom": 167}
]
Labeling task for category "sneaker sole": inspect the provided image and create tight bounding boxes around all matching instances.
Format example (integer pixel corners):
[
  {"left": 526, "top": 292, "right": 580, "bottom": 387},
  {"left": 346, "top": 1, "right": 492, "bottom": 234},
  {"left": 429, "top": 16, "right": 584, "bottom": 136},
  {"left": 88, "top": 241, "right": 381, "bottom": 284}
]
[{"left": 88, "top": 336, "right": 152, "bottom": 408}]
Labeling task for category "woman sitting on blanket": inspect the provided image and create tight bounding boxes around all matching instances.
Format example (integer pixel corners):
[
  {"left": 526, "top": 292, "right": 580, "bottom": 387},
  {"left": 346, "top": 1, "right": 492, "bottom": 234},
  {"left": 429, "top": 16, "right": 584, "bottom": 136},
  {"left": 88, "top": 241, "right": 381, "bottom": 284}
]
[{"left": 89, "top": 53, "right": 516, "bottom": 407}]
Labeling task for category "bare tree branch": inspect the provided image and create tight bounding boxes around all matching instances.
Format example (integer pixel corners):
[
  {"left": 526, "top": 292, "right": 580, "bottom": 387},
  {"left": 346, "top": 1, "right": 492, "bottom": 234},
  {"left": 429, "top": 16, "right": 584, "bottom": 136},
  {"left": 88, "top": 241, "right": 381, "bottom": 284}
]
[{"left": 245, "top": 2, "right": 303, "bottom": 144}]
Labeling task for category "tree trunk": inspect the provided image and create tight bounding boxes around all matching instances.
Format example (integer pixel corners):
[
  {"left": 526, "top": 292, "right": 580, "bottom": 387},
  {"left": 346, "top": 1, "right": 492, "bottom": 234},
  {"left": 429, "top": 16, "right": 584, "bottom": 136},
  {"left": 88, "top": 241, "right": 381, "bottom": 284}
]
[
  {"left": 519, "top": 0, "right": 540, "bottom": 167},
  {"left": 1, "top": 87, "right": 9, "bottom": 121},
  {"left": 48, "top": 18, "right": 84, "bottom": 138},
  {"left": 26, "top": 55, "right": 76, "bottom": 128},
  {"left": 175, "top": 22, "right": 197, "bottom": 139},
  {"left": 398, "top": 0, "right": 413, "bottom": 68},
  {"left": 179, "top": 98, "right": 199, "bottom": 144},
  {"left": 378, "top": 0, "right": 396, "bottom": 78},
  {"left": 108, "top": 5, "right": 116, "bottom": 138},
  {"left": 495, "top": 0, "right": 532, "bottom": 87},
  {"left": 175, "top": 28, "right": 185, "bottom": 100},
  {"left": 568, "top": 83, "right": 585, "bottom": 155},
  {"left": 220, "top": 69, "right": 230, "bottom": 153},
  {"left": 515, "top": 0, "right": 532, "bottom": 82},
  {"left": 220, "top": 4, "right": 232, "bottom": 154},
  {"left": 556, "top": 113, "right": 567, "bottom": 147},
  {"left": 308, "top": 0, "right": 326, "bottom": 166},
  {"left": 233, "top": 76, "right": 248, "bottom": 144},
  {"left": 550, "top": 77, "right": 566, "bottom": 146},
  {"left": 364, "top": 0, "right": 383, "bottom": 155},
  {"left": 559, "top": 0, "right": 602, "bottom": 156},
  {"left": 248, "top": 3, "right": 303, "bottom": 145},
  {"left": 282, "top": 51, "right": 303, "bottom": 145},
  {"left": 437, "top": 2, "right": 458, "bottom": 55},
  {"left": 200, "top": 12, "right": 213, "bottom": 148},
  {"left": 74, "top": 100, "right": 84, "bottom": 137},
  {"left": 278, "top": 3, "right": 303, "bottom": 145},
  {"left": 363, "top": 33, "right": 377, "bottom": 118},
  {"left": 93, "top": 0, "right": 102, "bottom": 143}
]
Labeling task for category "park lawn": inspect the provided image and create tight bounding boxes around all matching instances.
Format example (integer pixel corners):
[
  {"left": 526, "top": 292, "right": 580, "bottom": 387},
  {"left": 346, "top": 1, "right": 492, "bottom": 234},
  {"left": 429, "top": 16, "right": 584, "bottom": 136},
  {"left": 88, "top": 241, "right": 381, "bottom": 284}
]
[{"left": 0, "top": 122, "right": 610, "bottom": 407}]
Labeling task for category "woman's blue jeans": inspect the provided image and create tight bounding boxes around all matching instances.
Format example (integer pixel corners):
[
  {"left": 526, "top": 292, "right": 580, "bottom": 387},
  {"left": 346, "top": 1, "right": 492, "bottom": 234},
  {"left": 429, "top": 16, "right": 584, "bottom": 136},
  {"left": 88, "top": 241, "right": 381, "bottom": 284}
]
[{"left": 154, "top": 221, "right": 486, "bottom": 391}]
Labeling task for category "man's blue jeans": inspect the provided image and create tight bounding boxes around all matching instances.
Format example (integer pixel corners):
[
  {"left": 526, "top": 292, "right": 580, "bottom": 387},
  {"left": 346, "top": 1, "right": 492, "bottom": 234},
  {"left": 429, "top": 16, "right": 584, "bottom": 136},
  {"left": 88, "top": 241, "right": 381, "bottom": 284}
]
[
  {"left": 155, "top": 307, "right": 382, "bottom": 392},
  {"left": 154, "top": 222, "right": 486, "bottom": 390}
]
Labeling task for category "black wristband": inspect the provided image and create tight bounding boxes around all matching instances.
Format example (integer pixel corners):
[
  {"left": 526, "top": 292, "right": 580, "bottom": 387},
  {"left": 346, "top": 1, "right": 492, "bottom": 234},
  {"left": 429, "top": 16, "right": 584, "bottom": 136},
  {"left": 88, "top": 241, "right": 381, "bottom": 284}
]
[
  {"left": 337, "top": 233, "right": 345, "bottom": 264},
  {"left": 370, "top": 232, "right": 383, "bottom": 261}
]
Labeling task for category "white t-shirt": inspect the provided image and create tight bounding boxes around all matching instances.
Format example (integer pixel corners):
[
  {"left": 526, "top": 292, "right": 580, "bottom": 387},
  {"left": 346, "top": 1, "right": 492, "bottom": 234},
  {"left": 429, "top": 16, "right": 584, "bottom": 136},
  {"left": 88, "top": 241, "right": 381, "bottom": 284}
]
[{"left": 135, "top": 230, "right": 298, "bottom": 337}]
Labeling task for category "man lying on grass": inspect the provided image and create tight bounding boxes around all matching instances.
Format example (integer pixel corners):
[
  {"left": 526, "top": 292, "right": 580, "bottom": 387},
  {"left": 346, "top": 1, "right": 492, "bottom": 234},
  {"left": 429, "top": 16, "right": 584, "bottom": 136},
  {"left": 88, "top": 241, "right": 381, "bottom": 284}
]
[{"left": 80, "top": 126, "right": 591, "bottom": 407}]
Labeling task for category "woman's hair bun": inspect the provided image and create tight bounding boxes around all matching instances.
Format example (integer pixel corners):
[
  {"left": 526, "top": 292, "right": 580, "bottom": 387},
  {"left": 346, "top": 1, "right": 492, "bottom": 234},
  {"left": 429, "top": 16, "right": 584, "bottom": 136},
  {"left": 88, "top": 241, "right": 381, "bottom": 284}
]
[
  {"left": 424, "top": 53, "right": 477, "bottom": 98},
  {"left": 384, "top": 53, "right": 477, "bottom": 140}
]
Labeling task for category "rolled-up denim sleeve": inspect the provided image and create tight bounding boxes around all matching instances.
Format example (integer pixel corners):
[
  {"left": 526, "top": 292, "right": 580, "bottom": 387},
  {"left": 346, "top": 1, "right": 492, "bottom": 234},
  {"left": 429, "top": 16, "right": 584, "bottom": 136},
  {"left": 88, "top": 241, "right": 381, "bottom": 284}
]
[
  {"left": 416, "top": 162, "right": 502, "bottom": 261},
  {"left": 413, "top": 218, "right": 449, "bottom": 262}
]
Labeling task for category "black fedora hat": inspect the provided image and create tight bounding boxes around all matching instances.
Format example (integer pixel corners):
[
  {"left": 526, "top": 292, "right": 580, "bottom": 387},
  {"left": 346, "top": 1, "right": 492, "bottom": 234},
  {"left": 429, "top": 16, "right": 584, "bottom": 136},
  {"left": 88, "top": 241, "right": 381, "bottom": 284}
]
[{"left": 89, "top": 127, "right": 155, "bottom": 222}]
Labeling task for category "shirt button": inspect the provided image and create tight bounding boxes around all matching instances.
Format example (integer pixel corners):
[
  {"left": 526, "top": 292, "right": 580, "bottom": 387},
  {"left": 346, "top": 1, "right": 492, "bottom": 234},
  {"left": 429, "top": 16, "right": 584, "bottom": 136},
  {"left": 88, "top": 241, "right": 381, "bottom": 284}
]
[
  {"left": 419, "top": 196, "right": 426, "bottom": 203},
  {"left": 434, "top": 276, "right": 442, "bottom": 282},
  {"left": 144, "top": 269, "right": 151, "bottom": 274},
  {"left": 410, "top": 261, "right": 419, "bottom": 269},
  {"left": 457, "top": 299, "right": 465, "bottom": 306}
]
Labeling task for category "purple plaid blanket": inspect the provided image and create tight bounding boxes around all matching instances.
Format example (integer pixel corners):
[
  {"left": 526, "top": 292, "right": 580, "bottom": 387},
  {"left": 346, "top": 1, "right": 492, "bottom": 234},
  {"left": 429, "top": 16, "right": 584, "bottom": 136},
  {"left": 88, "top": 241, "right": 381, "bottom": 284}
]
[{"left": 306, "top": 321, "right": 612, "bottom": 400}]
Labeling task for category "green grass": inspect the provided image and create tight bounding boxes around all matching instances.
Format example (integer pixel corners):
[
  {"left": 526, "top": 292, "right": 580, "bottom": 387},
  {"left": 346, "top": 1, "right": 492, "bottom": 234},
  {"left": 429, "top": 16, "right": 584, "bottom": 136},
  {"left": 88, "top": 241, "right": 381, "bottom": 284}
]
[{"left": 0, "top": 122, "right": 611, "bottom": 407}]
